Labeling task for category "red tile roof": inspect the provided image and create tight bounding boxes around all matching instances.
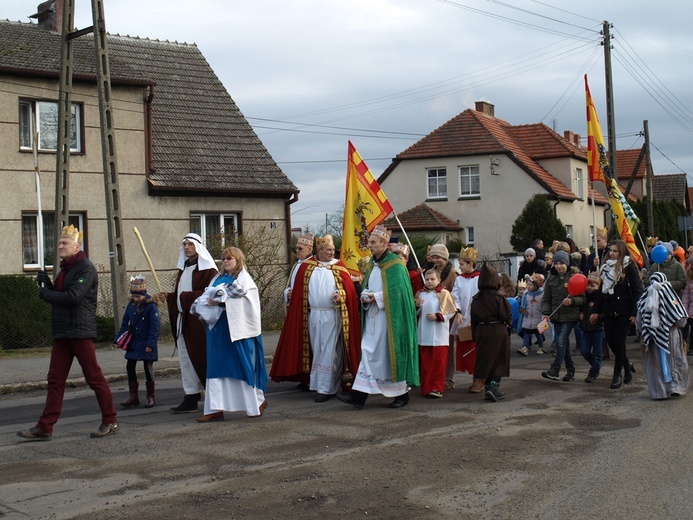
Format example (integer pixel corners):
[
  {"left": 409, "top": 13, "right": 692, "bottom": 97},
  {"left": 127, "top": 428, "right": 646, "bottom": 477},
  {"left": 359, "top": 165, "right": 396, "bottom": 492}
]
[
  {"left": 379, "top": 108, "right": 593, "bottom": 202},
  {"left": 616, "top": 148, "right": 646, "bottom": 179},
  {"left": 382, "top": 203, "right": 462, "bottom": 231}
]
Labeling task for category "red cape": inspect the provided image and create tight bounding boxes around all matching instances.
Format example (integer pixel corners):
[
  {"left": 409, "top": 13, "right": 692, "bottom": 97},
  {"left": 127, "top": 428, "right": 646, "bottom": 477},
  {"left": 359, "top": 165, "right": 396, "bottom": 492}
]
[{"left": 271, "top": 258, "right": 361, "bottom": 389}]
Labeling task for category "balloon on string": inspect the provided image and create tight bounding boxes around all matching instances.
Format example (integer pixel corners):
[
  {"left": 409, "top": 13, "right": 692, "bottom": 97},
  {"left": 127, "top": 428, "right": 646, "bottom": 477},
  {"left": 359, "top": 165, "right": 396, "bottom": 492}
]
[
  {"left": 567, "top": 274, "right": 588, "bottom": 296},
  {"left": 650, "top": 244, "right": 668, "bottom": 264},
  {"left": 507, "top": 297, "right": 519, "bottom": 330}
]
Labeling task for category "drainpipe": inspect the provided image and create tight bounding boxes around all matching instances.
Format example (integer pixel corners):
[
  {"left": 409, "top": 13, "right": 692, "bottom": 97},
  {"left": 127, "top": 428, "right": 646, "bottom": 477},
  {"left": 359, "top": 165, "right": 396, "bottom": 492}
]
[
  {"left": 144, "top": 85, "right": 156, "bottom": 175},
  {"left": 552, "top": 196, "right": 561, "bottom": 217},
  {"left": 285, "top": 190, "right": 299, "bottom": 263}
]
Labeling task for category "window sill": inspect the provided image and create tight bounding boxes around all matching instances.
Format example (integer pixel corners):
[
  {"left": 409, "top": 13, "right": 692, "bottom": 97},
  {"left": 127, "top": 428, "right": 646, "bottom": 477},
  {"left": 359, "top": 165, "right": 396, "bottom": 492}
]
[
  {"left": 458, "top": 196, "right": 481, "bottom": 201},
  {"left": 425, "top": 198, "right": 448, "bottom": 202}
]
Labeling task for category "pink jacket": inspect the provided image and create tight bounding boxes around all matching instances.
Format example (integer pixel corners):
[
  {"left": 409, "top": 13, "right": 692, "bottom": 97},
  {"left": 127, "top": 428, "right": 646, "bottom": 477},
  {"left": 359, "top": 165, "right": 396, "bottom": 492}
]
[{"left": 681, "top": 280, "right": 693, "bottom": 318}]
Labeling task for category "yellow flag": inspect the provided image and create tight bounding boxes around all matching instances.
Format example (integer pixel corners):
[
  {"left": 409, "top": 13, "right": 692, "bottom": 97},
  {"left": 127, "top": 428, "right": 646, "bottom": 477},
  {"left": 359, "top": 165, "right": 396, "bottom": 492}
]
[{"left": 341, "top": 141, "right": 393, "bottom": 275}]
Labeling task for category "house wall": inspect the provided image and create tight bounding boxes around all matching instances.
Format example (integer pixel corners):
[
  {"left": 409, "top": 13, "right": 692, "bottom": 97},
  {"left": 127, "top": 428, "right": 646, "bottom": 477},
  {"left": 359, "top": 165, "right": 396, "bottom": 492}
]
[
  {"left": 380, "top": 154, "right": 553, "bottom": 257},
  {"left": 0, "top": 75, "right": 291, "bottom": 286}
]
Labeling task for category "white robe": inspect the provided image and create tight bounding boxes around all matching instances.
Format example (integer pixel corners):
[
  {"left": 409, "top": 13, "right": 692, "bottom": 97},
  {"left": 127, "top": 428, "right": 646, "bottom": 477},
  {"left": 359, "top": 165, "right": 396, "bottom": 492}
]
[
  {"left": 352, "top": 264, "right": 408, "bottom": 397},
  {"left": 308, "top": 259, "right": 343, "bottom": 395},
  {"left": 450, "top": 275, "right": 479, "bottom": 335},
  {"left": 284, "top": 258, "right": 306, "bottom": 304},
  {"left": 417, "top": 290, "right": 454, "bottom": 346}
]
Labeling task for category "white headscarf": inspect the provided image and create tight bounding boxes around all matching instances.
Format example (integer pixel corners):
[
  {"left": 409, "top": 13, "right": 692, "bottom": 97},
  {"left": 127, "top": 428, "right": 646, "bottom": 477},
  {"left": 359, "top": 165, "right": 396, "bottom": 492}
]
[{"left": 176, "top": 233, "right": 218, "bottom": 271}]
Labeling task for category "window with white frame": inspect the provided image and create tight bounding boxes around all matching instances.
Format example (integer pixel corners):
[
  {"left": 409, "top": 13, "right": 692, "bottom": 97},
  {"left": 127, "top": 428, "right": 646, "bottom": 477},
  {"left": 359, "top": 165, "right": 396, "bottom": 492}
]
[
  {"left": 19, "top": 99, "right": 82, "bottom": 152},
  {"left": 565, "top": 224, "right": 573, "bottom": 238},
  {"left": 190, "top": 213, "right": 239, "bottom": 247},
  {"left": 427, "top": 168, "right": 447, "bottom": 199},
  {"left": 575, "top": 167, "right": 584, "bottom": 199},
  {"left": 22, "top": 212, "right": 85, "bottom": 269},
  {"left": 459, "top": 165, "right": 480, "bottom": 197},
  {"left": 466, "top": 226, "right": 475, "bottom": 245}
]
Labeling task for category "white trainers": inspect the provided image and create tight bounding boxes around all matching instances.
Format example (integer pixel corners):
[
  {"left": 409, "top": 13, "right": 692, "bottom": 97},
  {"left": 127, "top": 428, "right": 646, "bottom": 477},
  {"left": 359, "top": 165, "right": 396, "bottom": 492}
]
[
  {"left": 517, "top": 347, "right": 529, "bottom": 356},
  {"left": 535, "top": 348, "right": 546, "bottom": 355}
]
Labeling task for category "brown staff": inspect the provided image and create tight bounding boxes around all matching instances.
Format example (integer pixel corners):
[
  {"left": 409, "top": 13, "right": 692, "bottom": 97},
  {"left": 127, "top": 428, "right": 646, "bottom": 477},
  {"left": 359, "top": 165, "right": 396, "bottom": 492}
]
[{"left": 133, "top": 227, "right": 163, "bottom": 294}]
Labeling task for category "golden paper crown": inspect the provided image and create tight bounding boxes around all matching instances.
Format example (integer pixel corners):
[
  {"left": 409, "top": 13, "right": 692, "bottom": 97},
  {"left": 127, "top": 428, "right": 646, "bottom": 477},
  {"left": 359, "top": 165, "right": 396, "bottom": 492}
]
[
  {"left": 297, "top": 233, "right": 314, "bottom": 247},
  {"left": 129, "top": 275, "right": 147, "bottom": 294},
  {"left": 370, "top": 225, "right": 391, "bottom": 241},
  {"left": 60, "top": 224, "right": 83, "bottom": 244},
  {"left": 460, "top": 246, "right": 478, "bottom": 262},
  {"left": 596, "top": 227, "right": 608, "bottom": 239},
  {"left": 646, "top": 236, "right": 659, "bottom": 247},
  {"left": 587, "top": 271, "right": 601, "bottom": 285},
  {"left": 393, "top": 244, "right": 409, "bottom": 257},
  {"left": 316, "top": 234, "right": 334, "bottom": 250}
]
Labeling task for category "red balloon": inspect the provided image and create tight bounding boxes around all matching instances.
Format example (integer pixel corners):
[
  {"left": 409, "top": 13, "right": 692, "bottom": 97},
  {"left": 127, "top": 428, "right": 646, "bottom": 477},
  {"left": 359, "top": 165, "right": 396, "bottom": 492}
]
[{"left": 567, "top": 274, "right": 588, "bottom": 296}]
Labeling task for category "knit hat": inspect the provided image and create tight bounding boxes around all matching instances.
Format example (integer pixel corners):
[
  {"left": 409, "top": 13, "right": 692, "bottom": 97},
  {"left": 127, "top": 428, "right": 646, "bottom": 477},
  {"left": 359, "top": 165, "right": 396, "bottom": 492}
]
[
  {"left": 429, "top": 244, "right": 449, "bottom": 260},
  {"left": 524, "top": 247, "right": 536, "bottom": 257},
  {"left": 657, "top": 240, "right": 673, "bottom": 255},
  {"left": 530, "top": 273, "right": 545, "bottom": 287},
  {"left": 553, "top": 250, "right": 570, "bottom": 265}
]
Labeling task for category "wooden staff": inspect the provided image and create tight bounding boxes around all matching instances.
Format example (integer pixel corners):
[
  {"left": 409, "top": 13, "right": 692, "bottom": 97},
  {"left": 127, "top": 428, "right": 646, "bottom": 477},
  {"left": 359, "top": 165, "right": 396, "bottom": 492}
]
[{"left": 133, "top": 227, "right": 163, "bottom": 294}]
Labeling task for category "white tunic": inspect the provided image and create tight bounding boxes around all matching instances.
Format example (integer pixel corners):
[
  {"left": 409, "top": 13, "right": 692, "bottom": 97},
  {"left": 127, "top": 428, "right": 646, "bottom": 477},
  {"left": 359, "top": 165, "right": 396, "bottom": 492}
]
[
  {"left": 450, "top": 274, "right": 479, "bottom": 335},
  {"left": 417, "top": 290, "right": 453, "bottom": 346},
  {"left": 352, "top": 264, "right": 408, "bottom": 397},
  {"left": 283, "top": 258, "right": 306, "bottom": 304},
  {"left": 308, "top": 259, "right": 343, "bottom": 395}
]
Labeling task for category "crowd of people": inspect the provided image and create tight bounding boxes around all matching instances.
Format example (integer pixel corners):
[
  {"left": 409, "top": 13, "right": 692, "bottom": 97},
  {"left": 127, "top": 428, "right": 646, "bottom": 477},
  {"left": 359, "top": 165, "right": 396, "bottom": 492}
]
[{"left": 16, "top": 224, "right": 691, "bottom": 441}]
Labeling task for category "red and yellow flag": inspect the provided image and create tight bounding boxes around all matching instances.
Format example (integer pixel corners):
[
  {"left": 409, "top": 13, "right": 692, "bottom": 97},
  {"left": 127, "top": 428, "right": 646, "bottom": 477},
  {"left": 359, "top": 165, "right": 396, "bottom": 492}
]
[
  {"left": 584, "top": 75, "right": 643, "bottom": 267},
  {"left": 341, "top": 141, "right": 394, "bottom": 275},
  {"left": 585, "top": 75, "right": 606, "bottom": 184}
]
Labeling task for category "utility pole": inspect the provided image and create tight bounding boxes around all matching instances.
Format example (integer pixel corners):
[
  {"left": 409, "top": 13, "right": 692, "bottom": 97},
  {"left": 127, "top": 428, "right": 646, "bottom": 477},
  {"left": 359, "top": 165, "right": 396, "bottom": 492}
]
[
  {"left": 602, "top": 21, "right": 618, "bottom": 179},
  {"left": 56, "top": 0, "right": 128, "bottom": 330},
  {"left": 643, "top": 120, "right": 655, "bottom": 235}
]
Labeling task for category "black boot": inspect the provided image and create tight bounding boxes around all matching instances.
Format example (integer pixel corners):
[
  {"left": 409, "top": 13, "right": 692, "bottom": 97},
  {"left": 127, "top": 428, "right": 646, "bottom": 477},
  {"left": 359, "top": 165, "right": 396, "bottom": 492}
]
[
  {"left": 120, "top": 381, "right": 140, "bottom": 407},
  {"left": 145, "top": 381, "right": 156, "bottom": 408},
  {"left": 389, "top": 392, "right": 409, "bottom": 409},
  {"left": 624, "top": 363, "right": 633, "bottom": 385},
  {"left": 170, "top": 393, "right": 200, "bottom": 413},
  {"left": 610, "top": 372, "right": 622, "bottom": 389},
  {"left": 336, "top": 389, "right": 367, "bottom": 409}
]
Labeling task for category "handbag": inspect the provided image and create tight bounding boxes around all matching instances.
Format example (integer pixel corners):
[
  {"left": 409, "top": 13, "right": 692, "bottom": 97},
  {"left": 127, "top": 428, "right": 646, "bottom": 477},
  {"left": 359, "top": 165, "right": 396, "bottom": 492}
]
[{"left": 115, "top": 330, "right": 133, "bottom": 351}]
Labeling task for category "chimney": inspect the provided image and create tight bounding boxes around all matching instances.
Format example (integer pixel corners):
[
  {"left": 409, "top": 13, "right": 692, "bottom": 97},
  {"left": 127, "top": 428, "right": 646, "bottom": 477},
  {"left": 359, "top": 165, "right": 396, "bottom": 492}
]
[
  {"left": 574, "top": 133, "right": 581, "bottom": 146},
  {"left": 30, "top": 0, "right": 63, "bottom": 34},
  {"left": 563, "top": 130, "right": 574, "bottom": 143},
  {"left": 475, "top": 101, "right": 495, "bottom": 117}
]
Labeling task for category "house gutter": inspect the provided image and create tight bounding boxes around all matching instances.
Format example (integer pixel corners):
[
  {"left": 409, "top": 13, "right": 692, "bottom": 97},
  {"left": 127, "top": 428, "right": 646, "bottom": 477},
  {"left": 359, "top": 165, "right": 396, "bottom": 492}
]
[{"left": 553, "top": 196, "right": 561, "bottom": 217}]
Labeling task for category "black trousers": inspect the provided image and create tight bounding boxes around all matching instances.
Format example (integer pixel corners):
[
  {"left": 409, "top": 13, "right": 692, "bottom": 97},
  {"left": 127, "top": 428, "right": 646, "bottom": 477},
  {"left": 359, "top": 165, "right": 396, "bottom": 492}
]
[{"left": 603, "top": 314, "right": 631, "bottom": 375}]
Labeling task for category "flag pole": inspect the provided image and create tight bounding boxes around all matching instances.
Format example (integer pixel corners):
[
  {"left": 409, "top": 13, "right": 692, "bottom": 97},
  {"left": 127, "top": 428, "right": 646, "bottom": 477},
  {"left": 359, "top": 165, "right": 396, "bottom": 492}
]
[
  {"left": 590, "top": 182, "right": 598, "bottom": 254},
  {"left": 32, "top": 132, "right": 45, "bottom": 275}
]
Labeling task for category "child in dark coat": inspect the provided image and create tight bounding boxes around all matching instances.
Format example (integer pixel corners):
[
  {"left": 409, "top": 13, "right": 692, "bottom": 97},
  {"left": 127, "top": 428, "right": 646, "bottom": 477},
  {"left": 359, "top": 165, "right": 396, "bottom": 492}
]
[
  {"left": 580, "top": 272, "right": 605, "bottom": 383},
  {"left": 114, "top": 276, "right": 160, "bottom": 408}
]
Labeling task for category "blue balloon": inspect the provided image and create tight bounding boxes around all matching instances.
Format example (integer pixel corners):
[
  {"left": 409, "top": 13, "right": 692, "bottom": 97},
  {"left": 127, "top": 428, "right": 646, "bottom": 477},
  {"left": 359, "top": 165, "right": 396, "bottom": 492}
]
[
  {"left": 650, "top": 244, "right": 668, "bottom": 264},
  {"left": 507, "top": 297, "right": 519, "bottom": 329}
]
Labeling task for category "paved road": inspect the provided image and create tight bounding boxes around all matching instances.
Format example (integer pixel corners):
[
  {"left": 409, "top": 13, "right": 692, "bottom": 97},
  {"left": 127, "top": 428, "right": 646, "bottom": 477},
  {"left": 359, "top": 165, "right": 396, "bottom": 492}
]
[{"left": 3, "top": 334, "right": 693, "bottom": 519}]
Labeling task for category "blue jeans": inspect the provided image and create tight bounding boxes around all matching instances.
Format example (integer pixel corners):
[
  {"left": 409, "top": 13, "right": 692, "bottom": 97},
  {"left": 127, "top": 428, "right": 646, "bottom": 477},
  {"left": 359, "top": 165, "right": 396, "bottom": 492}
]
[
  {"left": 551, "top": 321, "right": 576, "bottom": 370},
  {"left": 580, "top": 330, "right": 604, "bottom": 373}
]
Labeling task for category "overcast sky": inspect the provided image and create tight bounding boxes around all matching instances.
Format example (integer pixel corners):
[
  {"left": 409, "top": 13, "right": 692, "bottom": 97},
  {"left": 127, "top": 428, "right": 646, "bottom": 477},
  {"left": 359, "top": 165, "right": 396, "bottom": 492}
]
[{"left": 6, "top": 0, "right": 693, "bottom": 231}]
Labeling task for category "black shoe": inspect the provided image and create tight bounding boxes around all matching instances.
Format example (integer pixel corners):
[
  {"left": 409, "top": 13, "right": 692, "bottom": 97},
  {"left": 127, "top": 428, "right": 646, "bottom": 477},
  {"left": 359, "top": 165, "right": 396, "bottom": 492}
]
[
  {"left": 17, "top": 427, "right": 52, "bottom": 441},
  {"left": 336, "top": 392, "right": 364, "bottom": 410},
  {"left": 170, "top": 395, "right": 199, "bottom": 414},
  {"left": 542, "top": 366, "right": 560, "bottom": 381},
  {"left": 389, "top": 396, "right": 409, "bottom": 409},
  {"left": 584, "top": 371, "right": 598, "bottom": 384},
  {"left": 314, "top": 393, "right": 335, "bottom": 403},
  {"left": 485, "top": 385, "right": 505, "bottom": 402},
  {"left": 562, "top": 367, "right": 575, "bottom": 382},
  {"left": 628, "top": 361, "right": 636, "bottom": 373},
  {"left": 296, "top": 383, "right": 310, "bottom": 392},
  {"left": 90, "top": 422, "right": 119, "bottom": 438},
  {"left": 610, "top": 374, "right": 622, "bottom": 389}
]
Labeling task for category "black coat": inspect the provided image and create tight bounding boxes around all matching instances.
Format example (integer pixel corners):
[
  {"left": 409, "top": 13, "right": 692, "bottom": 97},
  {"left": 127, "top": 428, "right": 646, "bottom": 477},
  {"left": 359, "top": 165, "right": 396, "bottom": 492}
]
[
  {"left": 39, "top": 256, "right": 98, "bottom": 339},
  {"left": 602, "top": 262, "right": 644, "bottom": 319}
]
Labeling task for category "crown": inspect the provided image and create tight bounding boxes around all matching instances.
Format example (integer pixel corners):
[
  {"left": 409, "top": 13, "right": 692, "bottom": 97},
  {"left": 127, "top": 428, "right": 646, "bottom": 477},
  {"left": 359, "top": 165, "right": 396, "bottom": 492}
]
[
  {"left": 370, "top": 225, "right": 391, "bottom": 241},
  {"left": 393, "top": 243, "right": 409, "bottom": 257},
  {"left": 60, "top": 224, "right": 83, "bottom": 244},
  {"left": 587, "top": 271, "right": 602, "bottom": 285},
  {"left": 596, "top": 227, "right": 608, "bottom": 239},
  {"left": 646, "top": 236, "right": 659, "bottom": 247},
  {"left": 297, "top": 233, "right": 314, "bottom": 247},
  {"left": 129, "top": 275, "right": 147, "bottom": 294},
  {"left": 460, "top": 246, "right": 478, "bottom": 262},
  {"left": 316, "top": 234, "right": 334, "bottom": 250}
]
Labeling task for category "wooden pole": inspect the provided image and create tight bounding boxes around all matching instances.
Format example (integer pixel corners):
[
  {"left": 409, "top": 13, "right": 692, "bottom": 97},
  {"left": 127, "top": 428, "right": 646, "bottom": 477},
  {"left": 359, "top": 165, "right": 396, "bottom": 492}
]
[{"left": 133, "top": 227, "right": 163, "bottom": 294}]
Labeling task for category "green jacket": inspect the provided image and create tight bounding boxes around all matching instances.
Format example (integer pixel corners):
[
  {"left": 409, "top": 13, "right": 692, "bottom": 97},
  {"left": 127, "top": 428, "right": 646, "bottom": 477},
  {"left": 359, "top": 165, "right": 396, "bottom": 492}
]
[
  {"left": 541, "top": 268, "right": 585, "bottom": 323},
  {"left": 647, "top": 257, "right": 686, "bottom": 295}
]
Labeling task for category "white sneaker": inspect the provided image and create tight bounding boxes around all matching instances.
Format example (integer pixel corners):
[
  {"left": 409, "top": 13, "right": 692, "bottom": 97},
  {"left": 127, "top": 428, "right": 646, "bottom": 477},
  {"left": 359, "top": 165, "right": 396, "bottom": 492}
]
[
  {"left": 517, "top": 347, "right": 529, "bottom": 356},
  {"left": 535, "top": 348, "right": 546, "bottom": 355}
]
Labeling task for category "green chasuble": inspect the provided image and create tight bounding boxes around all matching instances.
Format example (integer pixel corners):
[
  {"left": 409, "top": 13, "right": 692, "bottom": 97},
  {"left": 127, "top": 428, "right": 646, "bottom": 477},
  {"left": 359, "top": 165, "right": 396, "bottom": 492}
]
[{"left": 364, "top": 252, "right": 420, "bottom": 386}]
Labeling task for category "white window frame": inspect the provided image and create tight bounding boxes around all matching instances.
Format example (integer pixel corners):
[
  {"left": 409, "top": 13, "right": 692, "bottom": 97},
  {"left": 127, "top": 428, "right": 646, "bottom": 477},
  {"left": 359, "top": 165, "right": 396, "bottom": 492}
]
[
  {"left": 427, "top": 167, "right": 447, "bottom": 199},
  {"left": 466, "top": 226, "right": 475, "bottom": 245},
  {"left": 190, "top": 212, "right": 240, "bottom": 248},
  {"left": 459, "top": 165, "right": 480, "bottom": 197},
  {"left": 575, "top": 167, "right": 584, "bottom": 199},
  {"left": 22, "top": 212, "right": 85, "bottom": 269},
  {"left": 19, "top": 99, "right": 82, "bottom": 152}
]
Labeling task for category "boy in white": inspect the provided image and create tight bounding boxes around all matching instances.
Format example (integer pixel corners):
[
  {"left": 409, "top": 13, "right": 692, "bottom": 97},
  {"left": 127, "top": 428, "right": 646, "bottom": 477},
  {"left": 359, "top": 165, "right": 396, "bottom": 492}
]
[{"left": 416, "top": 269, "right": 457, "bottom": 398}]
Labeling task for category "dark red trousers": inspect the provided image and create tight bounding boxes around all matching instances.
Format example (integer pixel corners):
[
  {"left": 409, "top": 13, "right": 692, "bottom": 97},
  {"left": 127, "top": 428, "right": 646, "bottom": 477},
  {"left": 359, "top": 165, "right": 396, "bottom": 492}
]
[
  {"left": 37, "top": 338, "right": 117, "bottom": 433},
  {"left": 420, "top": 345, "right": 447, "bottom": 395}
]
